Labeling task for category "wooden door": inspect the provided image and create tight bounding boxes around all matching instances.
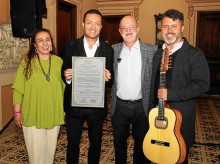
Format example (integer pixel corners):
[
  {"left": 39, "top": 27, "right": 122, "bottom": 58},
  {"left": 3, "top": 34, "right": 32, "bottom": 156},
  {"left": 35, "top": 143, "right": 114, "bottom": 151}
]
[
  {"left": 196, "top": 11, "right": 220, "bottom": 86},
  {"left": 100, "top": 15, "right": 125, "bottom": 46},
  {"left": 57, "top": 0, "right": 76, "bottom": 57}
]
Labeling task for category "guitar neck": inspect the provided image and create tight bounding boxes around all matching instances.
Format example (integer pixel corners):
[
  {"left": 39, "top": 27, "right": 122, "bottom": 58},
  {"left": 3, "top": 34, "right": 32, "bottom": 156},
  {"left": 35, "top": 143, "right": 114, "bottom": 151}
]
[
  {"left": 158, "top": 72, "right": 166, "bottom": 120},
  {"left": 159, "top": 72, "right": 166, "bottom": 89},
  {"left": 158, "top": 99, "right": 165, "bottom": 120}
]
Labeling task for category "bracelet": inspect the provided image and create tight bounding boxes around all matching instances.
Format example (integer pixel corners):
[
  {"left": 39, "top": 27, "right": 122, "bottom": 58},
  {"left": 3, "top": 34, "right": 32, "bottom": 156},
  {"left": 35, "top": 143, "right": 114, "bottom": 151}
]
[{"left": 13, "top": 112, "right": 21, "bottom": 116}]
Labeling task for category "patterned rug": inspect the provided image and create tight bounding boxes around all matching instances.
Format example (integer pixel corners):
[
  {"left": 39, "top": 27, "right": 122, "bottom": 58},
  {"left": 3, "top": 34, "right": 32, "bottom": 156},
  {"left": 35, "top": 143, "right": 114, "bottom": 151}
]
[{"left": 0, "top": 97, "right": 219, "bottom": 164}]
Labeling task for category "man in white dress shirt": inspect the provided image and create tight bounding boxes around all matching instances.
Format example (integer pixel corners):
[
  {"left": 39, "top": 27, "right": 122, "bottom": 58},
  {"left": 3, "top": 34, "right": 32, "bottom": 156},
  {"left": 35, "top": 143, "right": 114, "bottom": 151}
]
[
  {"left": 111, "top": 15, "right": 157, "bottom": 163},
  {"left": 61, "top": 9, "right": 114, "bottom": 164}
]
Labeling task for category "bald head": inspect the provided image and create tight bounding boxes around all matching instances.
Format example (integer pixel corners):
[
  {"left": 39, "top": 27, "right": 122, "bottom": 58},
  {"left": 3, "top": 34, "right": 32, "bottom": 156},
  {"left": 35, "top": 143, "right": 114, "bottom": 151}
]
[
  {"left": 119, "top": 16, "right": 137, "bottom": 29},
  {"left": 119, "top": 15, "right": 139, "bottom": 45}
]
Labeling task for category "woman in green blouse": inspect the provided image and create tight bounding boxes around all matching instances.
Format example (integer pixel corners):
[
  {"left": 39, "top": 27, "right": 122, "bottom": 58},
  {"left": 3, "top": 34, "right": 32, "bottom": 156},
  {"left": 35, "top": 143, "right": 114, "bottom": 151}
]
[{"left": 12, "top": 28, "right": 65, "bottom": 164}]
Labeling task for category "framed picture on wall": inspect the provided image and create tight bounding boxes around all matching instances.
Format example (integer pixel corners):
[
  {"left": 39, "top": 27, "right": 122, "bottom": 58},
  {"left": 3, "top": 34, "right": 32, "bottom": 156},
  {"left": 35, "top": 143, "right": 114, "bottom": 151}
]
[{"left": 154, "top": 13, "right": 164, "bottom": 48}]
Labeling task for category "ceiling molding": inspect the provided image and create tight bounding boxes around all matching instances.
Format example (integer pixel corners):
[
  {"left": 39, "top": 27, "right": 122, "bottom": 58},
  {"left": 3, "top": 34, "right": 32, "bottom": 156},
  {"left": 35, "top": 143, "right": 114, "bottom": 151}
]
[
  {"left": 97, "top": 0, "right": 143, "bottom": 20},
  {"left": 185, "top": 0, "right": 220, "bottom": 3}
]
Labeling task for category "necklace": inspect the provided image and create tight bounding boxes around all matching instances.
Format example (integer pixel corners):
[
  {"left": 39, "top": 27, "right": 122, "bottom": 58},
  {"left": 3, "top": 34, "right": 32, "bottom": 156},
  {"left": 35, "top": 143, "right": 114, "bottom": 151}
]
[{"left": 37, "top": 54, "right": 51, "bottom": 82}]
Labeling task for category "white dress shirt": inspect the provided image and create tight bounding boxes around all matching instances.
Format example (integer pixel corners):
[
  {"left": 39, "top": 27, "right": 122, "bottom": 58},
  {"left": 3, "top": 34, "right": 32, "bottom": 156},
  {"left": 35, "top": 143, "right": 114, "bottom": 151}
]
[
  {"left": 84, "top": 37, "right": 100, "bottom": 57},
  {"left": 117, "top": 39, "right": 142, "bottom": 100}
]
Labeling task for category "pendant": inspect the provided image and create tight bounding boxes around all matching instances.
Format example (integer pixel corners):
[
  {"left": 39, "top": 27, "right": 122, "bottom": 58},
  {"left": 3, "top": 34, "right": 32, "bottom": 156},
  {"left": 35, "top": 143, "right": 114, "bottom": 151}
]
[{"left": 46, "top": 75, "right": 50, "bottom": 82}]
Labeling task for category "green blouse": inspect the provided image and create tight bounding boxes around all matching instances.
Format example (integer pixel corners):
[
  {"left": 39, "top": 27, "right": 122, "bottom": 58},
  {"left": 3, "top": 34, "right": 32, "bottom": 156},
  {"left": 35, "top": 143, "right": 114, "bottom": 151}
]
[{"left": 12, "top": 55, "right": 65, "bottom": 129}]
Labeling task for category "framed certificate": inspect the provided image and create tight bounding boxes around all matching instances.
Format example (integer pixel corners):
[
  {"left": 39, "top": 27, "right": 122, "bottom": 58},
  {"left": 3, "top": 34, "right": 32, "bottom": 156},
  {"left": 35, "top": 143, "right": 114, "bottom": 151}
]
[{"left": 71, "top": 57, "right": 105, "bottom": 108}]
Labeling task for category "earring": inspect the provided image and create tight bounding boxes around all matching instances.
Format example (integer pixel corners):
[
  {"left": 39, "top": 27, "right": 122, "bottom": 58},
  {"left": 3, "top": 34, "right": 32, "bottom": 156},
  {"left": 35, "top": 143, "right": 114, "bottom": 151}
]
[
  {"left": 50, "top": 48, "right": 53, "bottom": 52},
  {"left": 35, "top": 48, "right": 38, "bottom": 54}
]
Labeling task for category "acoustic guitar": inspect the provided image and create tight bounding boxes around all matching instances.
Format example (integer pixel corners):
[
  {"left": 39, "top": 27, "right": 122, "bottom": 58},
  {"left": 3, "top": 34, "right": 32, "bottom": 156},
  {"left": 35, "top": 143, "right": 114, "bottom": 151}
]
[{"left": 143, "top": 48, "right": 186, "bottom": 164}]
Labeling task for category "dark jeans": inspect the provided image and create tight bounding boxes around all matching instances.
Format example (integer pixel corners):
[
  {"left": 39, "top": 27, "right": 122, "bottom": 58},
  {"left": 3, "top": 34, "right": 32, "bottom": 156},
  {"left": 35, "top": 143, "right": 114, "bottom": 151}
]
[
  {"left": 112, "top": 99, "right": 151, "bottom": 164},
  {"left": 66, "top": 111, "right": 104, "bottom": 164}
]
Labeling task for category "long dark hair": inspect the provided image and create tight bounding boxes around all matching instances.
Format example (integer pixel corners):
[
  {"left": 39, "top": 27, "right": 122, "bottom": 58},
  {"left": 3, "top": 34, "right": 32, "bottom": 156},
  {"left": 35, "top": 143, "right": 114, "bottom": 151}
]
[{"left": 24, "top": 28, "right": 56, "bottom": 80}]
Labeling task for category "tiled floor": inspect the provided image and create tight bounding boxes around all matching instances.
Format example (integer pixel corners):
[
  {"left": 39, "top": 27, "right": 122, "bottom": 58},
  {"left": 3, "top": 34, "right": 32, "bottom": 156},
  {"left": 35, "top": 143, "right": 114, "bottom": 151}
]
[{"left": 0, "top": 96, "right": 219, "bottom": 163}]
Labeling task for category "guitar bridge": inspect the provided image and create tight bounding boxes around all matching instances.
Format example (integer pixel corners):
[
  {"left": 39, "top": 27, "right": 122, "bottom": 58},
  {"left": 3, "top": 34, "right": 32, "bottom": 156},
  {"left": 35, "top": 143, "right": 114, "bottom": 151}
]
[{"left": 151, "top": 139, "right": 170, "bottom": 147}]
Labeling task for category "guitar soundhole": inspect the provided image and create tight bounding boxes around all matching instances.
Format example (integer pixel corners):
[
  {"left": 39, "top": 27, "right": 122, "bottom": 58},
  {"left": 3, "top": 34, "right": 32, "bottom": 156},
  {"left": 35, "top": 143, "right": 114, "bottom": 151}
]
[{"left": 155, "top": 117, "right": 168, "bottom": 129}]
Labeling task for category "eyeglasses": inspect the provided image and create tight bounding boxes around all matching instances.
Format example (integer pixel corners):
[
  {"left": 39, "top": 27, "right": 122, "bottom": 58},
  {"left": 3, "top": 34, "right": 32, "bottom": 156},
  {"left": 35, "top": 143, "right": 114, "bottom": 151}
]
[{"left": 120, "top": 25, "right": 138, "bottom": 30}]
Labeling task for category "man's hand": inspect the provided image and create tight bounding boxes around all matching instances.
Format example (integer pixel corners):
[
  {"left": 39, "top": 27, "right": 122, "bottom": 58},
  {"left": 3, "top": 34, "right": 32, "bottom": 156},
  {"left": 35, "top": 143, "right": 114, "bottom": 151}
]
[
  {"left": 64, "top": 69, "right": 73, "bottom": 81},
  {"left": 158, "top": 88, "right": 167, "bottom": 101},
  {"left": 104, "top": 69, "right": 111, "bottom": 82}
]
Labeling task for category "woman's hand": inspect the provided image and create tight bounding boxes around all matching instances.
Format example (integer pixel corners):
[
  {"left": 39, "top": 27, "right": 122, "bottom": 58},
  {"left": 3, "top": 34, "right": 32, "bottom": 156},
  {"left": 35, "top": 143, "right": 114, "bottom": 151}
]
[
  {"left": 13, "top": 104, "right": 22, "bottom": 128},
  {"left": 14, "top": 114, "right": 23, "bottom": 128}
]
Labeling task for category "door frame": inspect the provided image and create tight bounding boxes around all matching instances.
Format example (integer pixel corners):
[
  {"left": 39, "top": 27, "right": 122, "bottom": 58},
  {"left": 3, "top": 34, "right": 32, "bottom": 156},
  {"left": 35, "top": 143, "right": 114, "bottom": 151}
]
[
  {"left": 57, "top": 0, "right": 82, "bottom": 38},
  {"left": 187, "top": 0, "right": 220, "bottom": 46},
  {"left": 57, "top": 0, "right": 77, "bottom": 56}
]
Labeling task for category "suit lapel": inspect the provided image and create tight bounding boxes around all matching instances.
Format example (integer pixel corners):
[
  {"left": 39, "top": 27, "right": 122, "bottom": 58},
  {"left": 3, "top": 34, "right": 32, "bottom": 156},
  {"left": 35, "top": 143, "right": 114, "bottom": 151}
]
[
  {"left": 152, "top": 49, "right": 163, "bottom": 81},
  {"left": 140, "top": 41, "right": 149, "bottom": 83},
  {"left": 115, "top": 43, "right": 123, "bottom": 61},
  {"left": 94, "top": 46, "right": 101, "bottom": 57},
  {"left": 114, "top": 43, "right": 123, "bottom": 87},
  {"left": 77, "top": 36, "right": 87, "bottom": 57},
  {"left": 94, "top": 39, "right": 104, "bottom": 57},
  {"left": 156, "top": 49, "right": 163, "bottom": 67}
]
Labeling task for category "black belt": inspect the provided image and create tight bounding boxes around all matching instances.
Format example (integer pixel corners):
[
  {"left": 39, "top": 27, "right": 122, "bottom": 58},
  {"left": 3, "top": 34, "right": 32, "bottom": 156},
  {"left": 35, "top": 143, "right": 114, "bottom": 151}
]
[{"left": 117, "top": 97, "right": 142, "bottom": 104}]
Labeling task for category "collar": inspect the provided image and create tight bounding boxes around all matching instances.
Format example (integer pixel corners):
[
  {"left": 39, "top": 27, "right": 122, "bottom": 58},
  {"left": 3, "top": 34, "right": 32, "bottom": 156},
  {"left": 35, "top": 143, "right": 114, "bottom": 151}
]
[
  {"left": 123, "top": 39, "right": 140, "bottom": 50},
  {"left": 162, "top": 39, "right": 184, "bottom": 54},
  {"left": 83, "top": 36, "right": 100, "bottom": 48}
]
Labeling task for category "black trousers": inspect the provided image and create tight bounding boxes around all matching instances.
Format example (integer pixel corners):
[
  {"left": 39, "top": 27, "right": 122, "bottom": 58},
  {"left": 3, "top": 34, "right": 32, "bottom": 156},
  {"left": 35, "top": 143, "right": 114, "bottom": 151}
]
[
  {"left": 112, "top": 99, "right": 151, "bottom": 164},
  {"left": 66, "top": 109, "right": 104, "bottom": 164}
]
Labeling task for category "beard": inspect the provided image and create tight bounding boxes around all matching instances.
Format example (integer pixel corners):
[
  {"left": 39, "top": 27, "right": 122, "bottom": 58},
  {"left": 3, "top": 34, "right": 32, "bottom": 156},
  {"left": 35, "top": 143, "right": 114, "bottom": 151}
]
[{"left": 162, "top": 32, "right": 182, "bottom": 45}]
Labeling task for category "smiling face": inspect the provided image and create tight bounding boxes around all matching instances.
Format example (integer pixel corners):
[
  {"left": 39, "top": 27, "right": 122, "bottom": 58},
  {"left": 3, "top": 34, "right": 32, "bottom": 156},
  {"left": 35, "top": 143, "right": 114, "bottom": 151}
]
[
  {"left": 161, "top": 17, "right": 184, "bottom": 46},
  {"left": 34, "top": 31, "right": 52, "bottom": 56},
  {"left": 82, "top": 13, "right": 102, "bottom": 40},
  {"left": 119, "top": 16, "right": 139, "bottom": 44}
]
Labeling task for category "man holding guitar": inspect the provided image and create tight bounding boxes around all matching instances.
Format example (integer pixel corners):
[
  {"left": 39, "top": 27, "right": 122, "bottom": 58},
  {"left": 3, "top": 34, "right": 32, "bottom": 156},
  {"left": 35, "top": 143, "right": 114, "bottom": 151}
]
[{"left": 148, "top": 9, "right": 210, "bottom": 163}]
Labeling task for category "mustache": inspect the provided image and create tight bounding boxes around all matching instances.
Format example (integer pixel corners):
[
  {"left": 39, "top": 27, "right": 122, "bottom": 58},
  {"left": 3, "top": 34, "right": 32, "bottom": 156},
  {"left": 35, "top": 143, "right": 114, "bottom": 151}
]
[
  {"left": 125, "top": 32, "right": 133, "bottom": 35},
  {"left": 125, "top": 33, "right": 133, "bottom": 35},
  {"left": 166, "top": 33, "right": 175, "bottom": 36}
]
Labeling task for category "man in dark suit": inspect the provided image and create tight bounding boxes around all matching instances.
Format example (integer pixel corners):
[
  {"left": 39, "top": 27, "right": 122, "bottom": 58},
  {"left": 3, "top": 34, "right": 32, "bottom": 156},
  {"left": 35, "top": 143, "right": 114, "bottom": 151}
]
[
  {"left": 149, "top": 9, "right": 210, "bottom": 163},
  {"left": 61, "top": 9, "right": 114, "bottom": 164},
  {"left": 111, "top": 15, "right": 157, "bottom": 163}
]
